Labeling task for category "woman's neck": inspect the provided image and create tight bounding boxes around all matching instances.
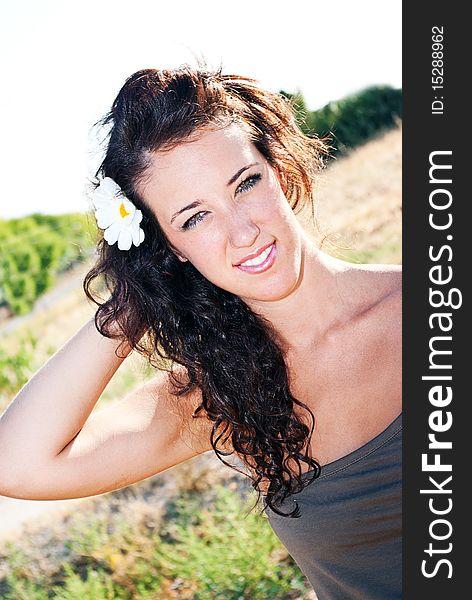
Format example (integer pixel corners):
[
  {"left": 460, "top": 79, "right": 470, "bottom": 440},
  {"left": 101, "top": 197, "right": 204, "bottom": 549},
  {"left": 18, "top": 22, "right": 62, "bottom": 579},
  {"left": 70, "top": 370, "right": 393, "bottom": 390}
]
[{"left": 245, "top": 236, "right": 356, "bottom": 352}]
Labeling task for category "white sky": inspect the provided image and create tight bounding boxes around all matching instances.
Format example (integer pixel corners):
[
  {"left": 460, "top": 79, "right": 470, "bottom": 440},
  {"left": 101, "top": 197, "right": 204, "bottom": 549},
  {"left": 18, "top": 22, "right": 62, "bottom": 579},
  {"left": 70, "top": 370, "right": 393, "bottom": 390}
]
[{"left": 0, "top": 0, "right": 401, "bottom": 219}]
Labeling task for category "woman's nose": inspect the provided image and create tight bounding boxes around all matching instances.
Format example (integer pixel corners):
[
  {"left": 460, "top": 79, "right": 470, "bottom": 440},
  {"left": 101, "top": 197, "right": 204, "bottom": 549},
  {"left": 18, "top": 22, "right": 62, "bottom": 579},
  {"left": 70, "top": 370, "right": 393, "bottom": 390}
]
[{"left": 227, "top": 207, "right": 260, "bottom": 248}]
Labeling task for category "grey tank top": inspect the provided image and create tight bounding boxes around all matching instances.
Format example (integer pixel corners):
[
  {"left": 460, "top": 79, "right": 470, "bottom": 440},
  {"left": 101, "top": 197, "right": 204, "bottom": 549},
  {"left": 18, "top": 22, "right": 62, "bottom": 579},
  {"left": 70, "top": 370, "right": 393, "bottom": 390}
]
[{"left": 267, "top": 414, "right": 402, "bottom": 600}]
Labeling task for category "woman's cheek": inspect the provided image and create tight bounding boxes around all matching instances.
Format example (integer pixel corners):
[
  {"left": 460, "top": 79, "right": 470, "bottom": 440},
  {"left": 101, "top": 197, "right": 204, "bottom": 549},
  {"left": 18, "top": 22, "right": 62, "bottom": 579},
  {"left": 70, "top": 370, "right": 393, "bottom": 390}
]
[
  {"left": 192, "top": 237, "right": 224, "bottom": 271},
  {"left": 259, "top": 194, "right": 289, "bottom": 224}
]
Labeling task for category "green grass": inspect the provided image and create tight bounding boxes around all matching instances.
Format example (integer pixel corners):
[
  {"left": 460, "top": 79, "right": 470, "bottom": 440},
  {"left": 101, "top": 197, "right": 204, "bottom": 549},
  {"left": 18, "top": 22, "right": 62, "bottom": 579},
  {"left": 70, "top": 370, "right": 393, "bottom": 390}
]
[
  {"left": 0, "top": 330, "right": 38, "bottom": 399},
  {"left": 334, "top": 238, "right": 402, "bottom": 265},
  {"left": 0, "top": 486, "right": 310, "bottom": 600}
]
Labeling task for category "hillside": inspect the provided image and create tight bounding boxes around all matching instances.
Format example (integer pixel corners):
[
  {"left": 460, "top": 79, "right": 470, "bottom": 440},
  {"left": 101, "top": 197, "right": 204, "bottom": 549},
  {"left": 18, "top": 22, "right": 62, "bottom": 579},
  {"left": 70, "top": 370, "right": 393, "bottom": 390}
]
[{"left": 303, "top": 124, "right": 402, "bottom": 263}]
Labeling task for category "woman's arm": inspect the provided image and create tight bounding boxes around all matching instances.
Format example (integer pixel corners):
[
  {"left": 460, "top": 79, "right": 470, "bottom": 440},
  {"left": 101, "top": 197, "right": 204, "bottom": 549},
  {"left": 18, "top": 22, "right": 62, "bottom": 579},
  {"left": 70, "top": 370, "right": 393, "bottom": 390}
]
[{"left": 0, "top": 317, "right": 212, "bottom": 500}]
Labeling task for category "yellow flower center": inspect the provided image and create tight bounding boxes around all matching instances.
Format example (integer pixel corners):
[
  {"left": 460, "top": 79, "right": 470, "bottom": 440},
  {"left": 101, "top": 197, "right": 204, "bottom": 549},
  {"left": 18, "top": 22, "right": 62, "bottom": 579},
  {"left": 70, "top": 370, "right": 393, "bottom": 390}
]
[{"left": 119, "top": 201, "right": 130, "bottom": 218}]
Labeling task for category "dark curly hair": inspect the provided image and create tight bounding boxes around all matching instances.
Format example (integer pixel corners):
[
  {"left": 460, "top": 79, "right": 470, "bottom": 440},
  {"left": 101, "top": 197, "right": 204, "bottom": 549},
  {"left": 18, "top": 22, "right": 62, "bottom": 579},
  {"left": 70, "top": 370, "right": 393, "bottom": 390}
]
[{"left": 84, "top": 65, "right": 328, "bottom": 517}]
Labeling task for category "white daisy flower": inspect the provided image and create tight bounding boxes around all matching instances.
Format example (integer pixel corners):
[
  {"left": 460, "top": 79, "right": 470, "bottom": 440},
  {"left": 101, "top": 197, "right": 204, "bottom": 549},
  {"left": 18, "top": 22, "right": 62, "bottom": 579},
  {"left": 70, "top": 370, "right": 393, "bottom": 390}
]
[{"left": 92, "top": 177, "right": 145, "bottom": 251}]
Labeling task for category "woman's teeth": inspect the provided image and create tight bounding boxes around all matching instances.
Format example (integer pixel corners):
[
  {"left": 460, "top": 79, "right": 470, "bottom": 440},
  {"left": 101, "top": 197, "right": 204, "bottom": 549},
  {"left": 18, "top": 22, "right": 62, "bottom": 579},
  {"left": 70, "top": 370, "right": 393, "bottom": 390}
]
[{"left": 240, "top": 245, "right": 272, "bottom": 267}]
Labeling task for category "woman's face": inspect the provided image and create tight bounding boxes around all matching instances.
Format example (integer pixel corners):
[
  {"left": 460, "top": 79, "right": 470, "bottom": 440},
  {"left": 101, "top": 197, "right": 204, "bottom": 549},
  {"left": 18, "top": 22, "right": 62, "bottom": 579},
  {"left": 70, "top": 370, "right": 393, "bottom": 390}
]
[{"left": 140, "top": 124, "right": 306, "bottom": 304}]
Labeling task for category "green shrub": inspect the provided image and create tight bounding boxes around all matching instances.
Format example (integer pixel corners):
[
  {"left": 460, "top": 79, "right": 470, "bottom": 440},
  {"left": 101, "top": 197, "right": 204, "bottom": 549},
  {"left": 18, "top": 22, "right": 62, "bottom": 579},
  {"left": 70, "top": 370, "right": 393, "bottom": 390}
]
[
  {"left": 47, "top": 564, "right": 121, "bottom": 600},
  {"left": 2, "top": 273, "right": 37, "bottom": 315},
  {"left": 0, "top": 213, "right": 94, "bottom": 315},
  {"left": 153, "top": 487, "right": 308, "bottom": 599},
  {"left": 5, "top": 244, "right": 41, "bottom": 274},
  {"left": 0, "top": 486, "right": 310, "bottom": 600},
  {"left": 0, "top": 331, "right": 38, "bottom": 396},
  {"left": 283, "top": 85, "right": 402, "bottom": 156},
  {"left": 309, "top": 86, "right": 402, "bottom": 154}
]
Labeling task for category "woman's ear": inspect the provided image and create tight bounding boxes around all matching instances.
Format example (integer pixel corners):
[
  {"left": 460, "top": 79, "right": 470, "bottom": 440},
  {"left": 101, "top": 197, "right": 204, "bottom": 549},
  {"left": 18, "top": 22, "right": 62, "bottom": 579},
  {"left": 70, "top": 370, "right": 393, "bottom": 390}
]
[
  {"left": 175, "top": 251, "right": 188, "bottom": 263},
  {"left": 276, "top": 167, "right": 288, "bottom": 193},
  {"left": 167, "top": 240, "right": 188, "bottom": 262}
]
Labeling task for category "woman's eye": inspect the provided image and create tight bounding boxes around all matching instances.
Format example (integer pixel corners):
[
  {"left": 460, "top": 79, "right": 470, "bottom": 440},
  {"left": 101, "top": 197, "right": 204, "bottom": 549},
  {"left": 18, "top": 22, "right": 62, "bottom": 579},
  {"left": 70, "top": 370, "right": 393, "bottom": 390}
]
[
  {"left": 180, "top": 173, "right": 262, "bottom": 230},
  {"left": 236, "top": 173, "right": 262, "bottom": 194},
  {"left": 181, "top": 211, "right": 207, "bottom": 230}
]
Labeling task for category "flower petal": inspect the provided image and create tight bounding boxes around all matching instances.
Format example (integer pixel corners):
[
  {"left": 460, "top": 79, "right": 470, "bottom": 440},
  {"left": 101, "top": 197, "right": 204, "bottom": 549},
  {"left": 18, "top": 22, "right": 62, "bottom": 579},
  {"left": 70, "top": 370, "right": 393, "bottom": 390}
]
[
  {"left": 132, "top": 209, "right": 143, "bottom": 225},
  {"left": 121, "top": 214, "right": 134, "bottom": 226},
  {"left": 103, "top": 221, "right": 122, "bottom": 245},
  {"left": 95, "top": 206, "right": 116, "bottom": 229},
  {"left": 93, "top": 178, "right": 122, "bottom": 207},
  {"left": 132, "top": 222, "right": 145, "bottom": 246},
  {"left": 101, "top": 177, "right": 122, "bottom": 196},
  {"left": 92, "top": 196, "right": 110, "bottom": 210},
  {"left": 117, "top": 229, "right": 132, "bottom": 251}
]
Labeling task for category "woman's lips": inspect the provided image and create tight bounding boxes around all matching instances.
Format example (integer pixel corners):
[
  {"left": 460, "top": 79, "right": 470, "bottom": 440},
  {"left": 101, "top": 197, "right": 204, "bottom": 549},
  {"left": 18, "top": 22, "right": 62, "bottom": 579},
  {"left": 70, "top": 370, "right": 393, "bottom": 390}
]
[{"left": 235, "top": 242, "right": 276, "bottom": 274}]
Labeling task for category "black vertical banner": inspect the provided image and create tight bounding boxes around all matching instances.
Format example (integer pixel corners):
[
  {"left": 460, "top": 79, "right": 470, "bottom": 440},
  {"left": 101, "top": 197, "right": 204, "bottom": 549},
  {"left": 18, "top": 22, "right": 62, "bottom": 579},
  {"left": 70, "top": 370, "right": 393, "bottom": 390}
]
[{"left": 403, "top": 3, "right": 468, "bottom": 598}]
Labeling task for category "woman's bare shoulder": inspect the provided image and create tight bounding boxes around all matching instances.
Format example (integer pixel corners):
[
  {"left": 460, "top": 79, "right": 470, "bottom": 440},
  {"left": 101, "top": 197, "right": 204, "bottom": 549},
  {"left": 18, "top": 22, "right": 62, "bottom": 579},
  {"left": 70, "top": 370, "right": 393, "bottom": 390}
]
[
  {"left": 363, "top": 264, "right": 402, "bottom": 328},
  {"left": 338, "top": 261, "right": 401, "bottom": 321},
  {"left": 331, "top": 263, "right": 401, "bottom": 361}
]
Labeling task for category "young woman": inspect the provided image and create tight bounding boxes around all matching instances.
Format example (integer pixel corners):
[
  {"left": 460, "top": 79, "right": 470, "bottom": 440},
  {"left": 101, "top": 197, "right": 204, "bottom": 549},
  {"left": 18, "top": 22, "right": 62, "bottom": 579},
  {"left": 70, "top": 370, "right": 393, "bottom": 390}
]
[{"left": 0, "top": 66, "right": 402, "bottom": 599}]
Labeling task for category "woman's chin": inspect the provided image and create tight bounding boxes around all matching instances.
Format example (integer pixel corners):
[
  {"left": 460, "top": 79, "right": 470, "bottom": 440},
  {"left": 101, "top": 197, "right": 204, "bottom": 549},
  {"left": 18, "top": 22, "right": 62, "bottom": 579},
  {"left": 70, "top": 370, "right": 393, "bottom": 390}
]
[{"left": 239, "top": 275, "right": 301, "bottom": 305}]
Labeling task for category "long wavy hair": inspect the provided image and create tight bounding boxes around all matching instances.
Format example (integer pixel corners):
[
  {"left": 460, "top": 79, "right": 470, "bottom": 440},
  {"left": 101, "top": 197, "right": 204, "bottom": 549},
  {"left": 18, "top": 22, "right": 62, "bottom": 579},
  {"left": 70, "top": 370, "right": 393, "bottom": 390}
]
[{"left": 84, "top": 65, "right": 328, "bottom": 517}]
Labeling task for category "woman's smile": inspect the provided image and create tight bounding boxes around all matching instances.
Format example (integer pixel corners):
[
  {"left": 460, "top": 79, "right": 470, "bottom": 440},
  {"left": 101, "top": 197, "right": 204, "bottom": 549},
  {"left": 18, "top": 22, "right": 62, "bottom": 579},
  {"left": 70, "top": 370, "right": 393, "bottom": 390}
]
[{"left": 234, "top": 241, "right": 277, "bottom": 273}]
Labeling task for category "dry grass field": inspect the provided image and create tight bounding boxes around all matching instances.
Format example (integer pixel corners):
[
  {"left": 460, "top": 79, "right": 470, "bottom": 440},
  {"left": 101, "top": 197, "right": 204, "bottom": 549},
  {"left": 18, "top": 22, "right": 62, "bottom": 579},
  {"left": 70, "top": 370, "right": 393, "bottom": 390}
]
[
  {"left": 303, "top": 124, "right": 402, "bottom": 263},
  {"left": 0, "top": 125, "right": 401, "bottom": 599}
]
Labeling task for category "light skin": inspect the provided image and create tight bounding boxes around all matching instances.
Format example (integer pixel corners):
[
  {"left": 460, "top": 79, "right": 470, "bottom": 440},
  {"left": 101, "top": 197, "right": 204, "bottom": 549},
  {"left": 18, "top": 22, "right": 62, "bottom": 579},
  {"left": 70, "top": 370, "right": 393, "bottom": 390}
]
[
  {"left": 0, "top": 123, "right": 401, "bottom": 501},
  {"left": 141, "top": 124, "right": 305, "bottom": 309},
  {"left": 141, "top": 123, "right": 402, "bottom": 466}
]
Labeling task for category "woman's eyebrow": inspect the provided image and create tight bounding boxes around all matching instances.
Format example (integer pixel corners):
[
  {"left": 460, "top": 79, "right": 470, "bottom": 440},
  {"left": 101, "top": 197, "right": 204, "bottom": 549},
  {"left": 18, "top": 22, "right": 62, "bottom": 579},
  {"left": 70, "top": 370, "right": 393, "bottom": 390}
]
[
  {"left": 170, "top": 162, "right": 261, "bottom": 224},
  {"left": 170, "top": 200, "right": 203, "bottom": 224},
  {"left": 226, "top": 162, "right": 260, "bottom": 186}
]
